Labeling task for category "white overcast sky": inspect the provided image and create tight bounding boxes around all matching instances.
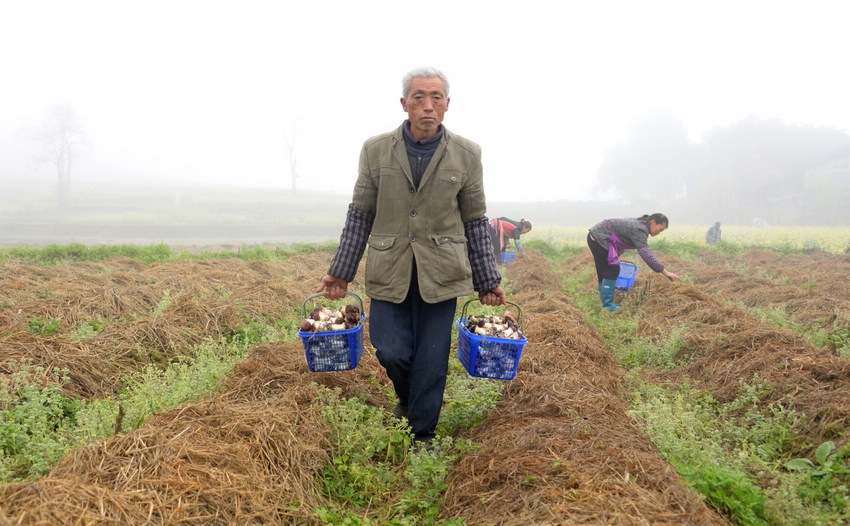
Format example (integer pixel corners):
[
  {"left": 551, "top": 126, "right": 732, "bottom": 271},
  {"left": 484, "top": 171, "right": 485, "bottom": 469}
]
[{"left": 1, "top": 0, "right": 848, "bottom": 203}]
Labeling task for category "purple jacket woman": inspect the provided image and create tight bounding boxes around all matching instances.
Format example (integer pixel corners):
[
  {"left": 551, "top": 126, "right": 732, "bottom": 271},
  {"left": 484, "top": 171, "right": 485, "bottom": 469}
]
[{"left": 587, "top": 213, "right": 680, "bottom": 310}]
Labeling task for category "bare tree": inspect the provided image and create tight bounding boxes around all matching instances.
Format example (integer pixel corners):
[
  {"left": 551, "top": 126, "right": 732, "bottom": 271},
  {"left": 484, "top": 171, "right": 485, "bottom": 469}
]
[
  {"left": 32, "top": 104, "right": 87, "bottom": 215},
  {"left": 283, "top": 119, "right": 301, "bottom": 194}
]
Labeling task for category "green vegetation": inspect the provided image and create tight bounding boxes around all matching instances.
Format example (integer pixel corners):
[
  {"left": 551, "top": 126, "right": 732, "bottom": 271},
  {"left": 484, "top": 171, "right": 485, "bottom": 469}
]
[
  {"left": 27, "top": 316, "right": 62, "bottom": 336},
  {"left": 0, "top": 241, "right": 339, "bottom": 265},
  {"left": 313, "top": 384, "right": 469, "bottom": 525},
  {"left": 0, "top": 334, "right": 259, "bottom": 482},
  {"left": 526, "top": 225, "right": 850, "bottom": 255},
  {"left": 0, "top": 363, "right": 80, "bottom": 482},
  {"left": 70, "top": 319, "right": 104, "bottom": 339},
  {"left": 558, "top": 258, "right": 850, "bottom": 525},
  {"left": 736, "top": 302, "right": 850, "bottom": 359}
]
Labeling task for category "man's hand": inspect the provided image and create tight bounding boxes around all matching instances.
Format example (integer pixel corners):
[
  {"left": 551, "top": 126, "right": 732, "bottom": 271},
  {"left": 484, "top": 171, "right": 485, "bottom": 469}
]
[
  {"left": 318, "top": 275, "right": 349, "bottom": 300},
  {"left": 479, "top": 286, "right": 507, "bottom": 306}
]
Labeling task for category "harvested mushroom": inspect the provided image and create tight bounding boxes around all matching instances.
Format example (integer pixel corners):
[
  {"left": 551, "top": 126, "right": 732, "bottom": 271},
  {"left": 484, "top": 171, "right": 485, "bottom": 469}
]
[{"left": 300, "top": 304, "right": 362, "bottom": 332}]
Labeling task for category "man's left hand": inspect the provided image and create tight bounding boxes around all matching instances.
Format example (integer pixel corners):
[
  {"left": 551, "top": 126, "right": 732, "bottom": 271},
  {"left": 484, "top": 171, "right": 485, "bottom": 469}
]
[{"left": 479, "top": 286, "right": 507, "bottom": 306}]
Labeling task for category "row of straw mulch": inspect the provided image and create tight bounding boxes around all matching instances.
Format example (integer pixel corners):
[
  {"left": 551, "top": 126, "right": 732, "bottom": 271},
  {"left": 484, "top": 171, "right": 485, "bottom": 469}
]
[
  {"left": 657, "top": 251, "right": 850, "bottom": 336},
  {"left": 0, "top": 253, "right": 373, "bottom": 524},
  {"left": 0, "top": 249, "right": 729, "bottom": 524},
  {"left": 563, "top": 248, "right": 850, "bottom": 455},
  {"left": 695, "top": 247, "right": 850, "bottom": 306},
  {"left": 440, "top": 250, "right": 728, "bottom": 524},
  {"left": 0, "top": 253, "right": 343, "bottom": 398},
  {"left": 637, "top": 275, "right": 850, "bottom": 453}
]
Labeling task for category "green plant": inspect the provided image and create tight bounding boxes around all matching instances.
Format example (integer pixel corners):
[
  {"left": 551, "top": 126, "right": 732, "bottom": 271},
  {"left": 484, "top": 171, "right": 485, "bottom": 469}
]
[
  {"left": 393, "top": 436, "right": 463, "bottom": 524},
  {"left": 71, "top": 318, "right": 104, "bottom": 338},
  {"left": 786, "top": 442, "right": 850, "bottom": 514},
  {"left": 150, "top": 290, "right": 175, "bottom": 317},
  {"left": 27, "top": 316, "right": 62, "bottom": 336},
  {"left": 315, "top": 385, "right": 410, "bottom": 508},
  {"left": 312, "top": 384, "right": 465, "bottom": 525},
  {"left": 115, "top": 338, "right": 248, "bottom": 429},
  {"left": 226, "top": 318, "right": 288, "bottom": 345},
  {"left": 0, "top": 361, "right": 80, "bottom": 481},
  {"left": 619, "top": 325, "right": 692, "bottom": 370},
  {"left": 628, "top": 379, "right": 776, "bottom": 525},
  {"left": 437, "top": 370, "right": 502, "bottom": 436}
]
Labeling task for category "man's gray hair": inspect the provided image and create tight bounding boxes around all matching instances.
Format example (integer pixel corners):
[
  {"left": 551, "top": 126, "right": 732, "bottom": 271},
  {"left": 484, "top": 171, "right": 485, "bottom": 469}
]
[{"left": 401, "top": 67, "right": 450, "bottom": 99}]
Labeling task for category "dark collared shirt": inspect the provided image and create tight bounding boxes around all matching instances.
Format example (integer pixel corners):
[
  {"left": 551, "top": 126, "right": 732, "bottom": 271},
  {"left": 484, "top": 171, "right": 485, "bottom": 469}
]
[{"left": 403, "top": 121, "right": 443, "bottom": 188}]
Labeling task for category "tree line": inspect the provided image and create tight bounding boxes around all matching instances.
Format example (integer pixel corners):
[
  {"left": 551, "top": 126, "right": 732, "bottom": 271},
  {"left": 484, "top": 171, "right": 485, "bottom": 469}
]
[{"left": 596, "top": 113, "right": 850, "bottom": 226}]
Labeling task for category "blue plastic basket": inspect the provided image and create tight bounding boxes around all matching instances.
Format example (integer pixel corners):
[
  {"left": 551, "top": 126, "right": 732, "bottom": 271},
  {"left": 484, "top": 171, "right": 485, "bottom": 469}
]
[
  {"left": 616, "top": 262, "right": 638, "bottom": 291},
  {"left": 500, "top": 251, "right": 516, "bottom": 263},
  {"left": 456, "top": 300, "right": 528, "bottom": 380},
  {"left": 298, "top": 292, "right": 365, "bottom": 372}
]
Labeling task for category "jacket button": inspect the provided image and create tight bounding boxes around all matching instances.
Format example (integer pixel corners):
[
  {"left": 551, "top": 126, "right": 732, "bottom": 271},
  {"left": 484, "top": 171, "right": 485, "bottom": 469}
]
[
  {"left": 451, "top": 176, "right": 457, "bottom": 182},
  {"left": 410, "top": 236, "right": 416, "bottom": 242},
  {"left": 409, "top": 187, "right": 414, "bottom": 193},
  {"left": 410, "top": 210, "right": 417, "bottom": 217}
]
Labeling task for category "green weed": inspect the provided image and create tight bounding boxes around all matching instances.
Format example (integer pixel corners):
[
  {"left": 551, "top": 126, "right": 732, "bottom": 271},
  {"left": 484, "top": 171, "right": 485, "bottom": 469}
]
[
  {"left": 312, "top": 384, "right": 464, "bottom": 525},
  {"left": 437, "top": 372, "right": 502, "bottom": 436},
  {"left": 0, "top": 337, "right": 253, "bottom": 482},
  {"left": 0, "top": 361, "right": 80, "bottom": 481},
  {"left": 27, "top": 316, "right": 62, "bottom": 336},
  {"left": 786, "top": 441, "right": 850, "bottom": 515},
  {"left": 71, "top": 319, "right": 104, "bottom": 338}
]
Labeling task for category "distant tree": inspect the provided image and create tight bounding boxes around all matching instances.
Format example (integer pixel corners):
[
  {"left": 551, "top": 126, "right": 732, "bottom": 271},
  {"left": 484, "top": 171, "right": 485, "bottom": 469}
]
[
  {"left": 699, "top": 117, "right": 850, "bottom": 224},
  {"left": 283, "top": 118, "right": 302, "bottom": 194},
  {"left": 596, "top": 112, "right": 696, "bottom": 206},
  {"left": 31, "top": 104, "right": 88, "bottom": 215}
]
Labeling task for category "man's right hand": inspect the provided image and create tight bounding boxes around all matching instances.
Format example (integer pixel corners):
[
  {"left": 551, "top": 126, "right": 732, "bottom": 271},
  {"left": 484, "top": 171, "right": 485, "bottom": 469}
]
[{"left": 318, "top": 275, "right": 349, "bottom": 300}]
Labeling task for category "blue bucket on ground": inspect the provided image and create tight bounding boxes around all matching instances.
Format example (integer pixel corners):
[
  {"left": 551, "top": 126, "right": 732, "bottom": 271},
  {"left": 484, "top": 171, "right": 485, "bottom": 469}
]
[
  {"left": 298, "top": 292, "right": 366, "bottom": 372},
  {"left": 500, "top": 251, "right": 516, "bottom": 263},
  {"left": 616, "top": 262, "right": 638, "bottom": 291}
]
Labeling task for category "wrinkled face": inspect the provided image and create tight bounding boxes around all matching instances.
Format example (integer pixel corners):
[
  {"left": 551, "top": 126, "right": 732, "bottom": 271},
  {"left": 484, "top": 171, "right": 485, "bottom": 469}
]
[
  {"left": 649, "top": 220, "right": 668, "bottom": 236},
  {"left": 400, "top": 76, "right": 449, "bottom": 140}
]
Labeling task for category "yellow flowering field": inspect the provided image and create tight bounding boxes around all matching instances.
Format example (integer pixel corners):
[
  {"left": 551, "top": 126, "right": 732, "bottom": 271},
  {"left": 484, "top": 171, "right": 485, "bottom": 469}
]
[{"left": 526, "top": 225, "right": 850, "bottom": 254}]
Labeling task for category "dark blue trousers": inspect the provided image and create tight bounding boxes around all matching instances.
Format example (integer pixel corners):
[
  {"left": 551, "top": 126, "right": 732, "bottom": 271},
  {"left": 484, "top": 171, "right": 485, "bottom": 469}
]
[{"left": 369, "top": 263, "right": 457, "bottom": 441}]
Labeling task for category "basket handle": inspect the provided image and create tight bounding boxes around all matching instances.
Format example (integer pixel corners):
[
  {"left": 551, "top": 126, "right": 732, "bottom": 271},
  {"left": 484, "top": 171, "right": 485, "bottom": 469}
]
[
  {"left": 460, "top": 298, "right": 523, "bottom": 331},
  {"left": 301, "top": 291, "right": 364, "bottom": 319}
]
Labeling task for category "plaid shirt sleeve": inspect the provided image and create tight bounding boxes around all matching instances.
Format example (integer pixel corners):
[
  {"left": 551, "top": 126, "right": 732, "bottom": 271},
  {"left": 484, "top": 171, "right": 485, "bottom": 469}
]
[
  {"left": 327, "top": 203, "right": 374, "bottom": 282},
  {"left": 465, "top": 216, "right": 502, "bottom": 292}
]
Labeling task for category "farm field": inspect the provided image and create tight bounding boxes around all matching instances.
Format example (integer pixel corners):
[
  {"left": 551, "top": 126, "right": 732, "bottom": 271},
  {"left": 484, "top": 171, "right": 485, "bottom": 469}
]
[{"left": 1, "top": 244, "right": 849, "bottom": 524}]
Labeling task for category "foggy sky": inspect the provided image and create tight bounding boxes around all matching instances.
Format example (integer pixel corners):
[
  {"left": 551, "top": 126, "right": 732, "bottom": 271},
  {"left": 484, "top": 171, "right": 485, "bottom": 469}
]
[{"left": 1, "top": 0, "right": 849, "bottom": 203}]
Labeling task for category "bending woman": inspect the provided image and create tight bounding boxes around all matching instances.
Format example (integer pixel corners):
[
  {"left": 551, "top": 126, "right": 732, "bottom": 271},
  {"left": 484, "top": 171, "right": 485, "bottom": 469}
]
[
  {"left": 587, "top": 213, "right": 680, "bottom": 311},
  {"left": 489, "top": 217, "right": 532, "bottom": 260}
]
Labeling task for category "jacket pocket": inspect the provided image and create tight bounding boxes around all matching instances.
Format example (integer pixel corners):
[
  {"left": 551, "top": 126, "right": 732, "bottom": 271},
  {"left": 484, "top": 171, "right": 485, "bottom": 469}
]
[
  {"left": 366, "top": 234, "right": 397, "bottom": 286},
  {"left": 431, "top": 234, "right": 471, "bottom": 284}
]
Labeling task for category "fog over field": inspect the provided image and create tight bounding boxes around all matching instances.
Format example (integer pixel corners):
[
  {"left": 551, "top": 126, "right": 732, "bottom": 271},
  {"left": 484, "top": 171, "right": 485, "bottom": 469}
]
[{"left": 1, "top": 0, "right": 849, "bottom": 243}]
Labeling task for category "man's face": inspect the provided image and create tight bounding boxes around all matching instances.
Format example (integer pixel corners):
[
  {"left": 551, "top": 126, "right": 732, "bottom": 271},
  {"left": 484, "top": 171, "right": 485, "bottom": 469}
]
[{"left": 400, "top": 76, "right": 449, "bottom": 140}]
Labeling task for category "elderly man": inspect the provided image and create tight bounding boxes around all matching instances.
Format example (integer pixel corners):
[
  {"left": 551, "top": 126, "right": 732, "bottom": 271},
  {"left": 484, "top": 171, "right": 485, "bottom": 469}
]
[{"left": 318, "top": 67, "right": 505, "bottom": 446}]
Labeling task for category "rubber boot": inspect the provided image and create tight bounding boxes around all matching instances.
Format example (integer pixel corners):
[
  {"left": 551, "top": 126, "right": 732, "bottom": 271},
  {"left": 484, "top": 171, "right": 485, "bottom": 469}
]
[{"left": 600, "top": 279, "right": 620, "bottom": 311}]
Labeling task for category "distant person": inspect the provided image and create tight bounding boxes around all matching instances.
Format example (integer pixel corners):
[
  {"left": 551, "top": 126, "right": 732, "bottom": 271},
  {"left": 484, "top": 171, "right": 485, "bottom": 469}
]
[
  {"left": 489, "top": 217, "right": 532, "bottom": 261},
  {"left": 705, "top": 221, "right": 722, "bottom": 245},
  {"left": 317, "top": 67, "right": 506, "bottom": 448},
  {"left": 587, "top": 213, "right": 680, "bottom": 311}
]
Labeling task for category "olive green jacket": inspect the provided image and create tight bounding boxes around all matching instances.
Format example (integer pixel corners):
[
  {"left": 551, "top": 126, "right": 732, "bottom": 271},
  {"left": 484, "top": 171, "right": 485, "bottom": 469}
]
[{"left": 353, "top": 124, "right": 487, "bottom": 303}]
